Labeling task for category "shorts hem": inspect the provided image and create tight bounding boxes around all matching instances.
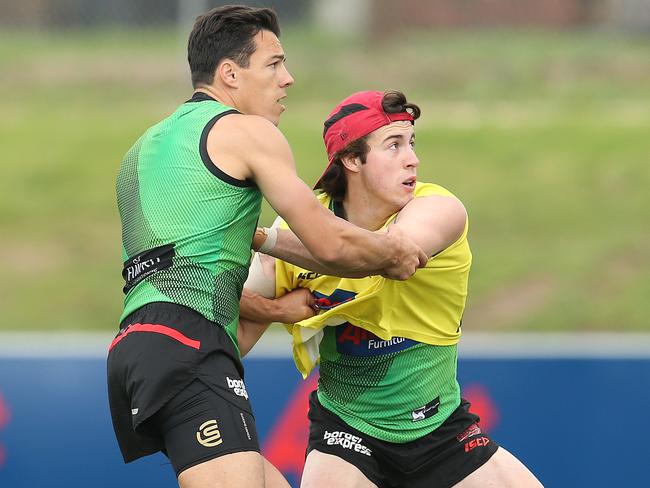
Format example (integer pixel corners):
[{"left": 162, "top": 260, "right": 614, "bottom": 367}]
[
  {"left": 307, "top": 448, "right": 384, "bottom": 488},
  {"left": 122, "top": 447, "right": 161, "bottom": 464},
  {"left": 445, "top": 444, "right": 499, "bottom": 488}
]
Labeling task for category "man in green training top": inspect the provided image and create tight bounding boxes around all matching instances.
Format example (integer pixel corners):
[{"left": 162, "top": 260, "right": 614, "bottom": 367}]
[{"left": 107, "top": 5, "right": 426, "bottom": 488}]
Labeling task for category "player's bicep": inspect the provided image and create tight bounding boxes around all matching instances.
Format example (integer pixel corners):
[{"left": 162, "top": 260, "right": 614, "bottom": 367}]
[
  {"left": 247, "top": 129, "right": 344, "bottom": 262},
  {"left": 393, "top": 195, "right": 467, "bottom": 257},
  {"left": 253, "top": 156, "right": 325, "bottom": 227},
  {"left": 242, "top": 121, "right": 323, "bottom": 218}
]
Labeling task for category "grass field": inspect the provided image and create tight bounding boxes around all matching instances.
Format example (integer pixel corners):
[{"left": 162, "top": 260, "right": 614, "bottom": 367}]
[{"left": 1, "top": 27, "right": 648, "bottom": 331}]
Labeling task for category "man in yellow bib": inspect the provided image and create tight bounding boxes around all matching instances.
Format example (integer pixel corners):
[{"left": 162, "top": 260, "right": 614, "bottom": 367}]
[{"left": 241, "top": 90, "right": 543, "bottom": 488}]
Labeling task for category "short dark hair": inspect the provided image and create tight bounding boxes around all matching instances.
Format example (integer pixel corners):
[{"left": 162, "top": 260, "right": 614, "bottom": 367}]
[
  {"left": 188, "top": 5, "right": 281, "bottom": 88},
  {"left": 320, "top": 90, "right": 421, "bottom": 201}
]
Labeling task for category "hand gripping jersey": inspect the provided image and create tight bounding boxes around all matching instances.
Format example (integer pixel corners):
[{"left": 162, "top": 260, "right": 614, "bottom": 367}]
[
  {"left": 116, "top": 94, "right": 261, "bottom": 349},
  {"left": 275, "top": 182, "right": 471, "bottom": 442}
]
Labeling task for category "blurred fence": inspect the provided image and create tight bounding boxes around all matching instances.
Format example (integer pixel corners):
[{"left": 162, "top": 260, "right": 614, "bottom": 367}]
[
  {"left": 1, "top": 0, "right": 649, "bottom": 30},
  {"left": 0, "top": 0, "right": 311, "bottom": 27}
]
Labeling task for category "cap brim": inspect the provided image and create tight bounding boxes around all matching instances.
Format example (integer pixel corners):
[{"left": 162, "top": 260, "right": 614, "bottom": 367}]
[{"left": 313, "top": 160, "right": 334, "bottom": 190}]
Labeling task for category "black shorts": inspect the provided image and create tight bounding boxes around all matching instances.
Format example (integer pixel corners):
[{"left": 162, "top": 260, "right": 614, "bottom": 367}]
[
  {"left": 107, "top": 302, "right": 259, "bottom": 475},
  {"left": 306, "top": 392, "right": 498, "bottom": 488}
]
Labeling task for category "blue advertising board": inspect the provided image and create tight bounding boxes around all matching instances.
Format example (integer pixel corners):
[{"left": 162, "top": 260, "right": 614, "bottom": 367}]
[{"left": 1, "top": 333, "right": 649, "bottom": 487}]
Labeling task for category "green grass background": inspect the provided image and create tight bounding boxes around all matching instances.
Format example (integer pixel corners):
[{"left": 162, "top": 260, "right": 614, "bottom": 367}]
[{"left": 1, "top": 27, "right": 648, "bottom": 331}]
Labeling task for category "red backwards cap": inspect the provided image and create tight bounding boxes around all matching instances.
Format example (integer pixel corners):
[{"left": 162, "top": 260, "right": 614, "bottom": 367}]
[{"left": 315, "top": 90, "right": 414, "bottom": 189}]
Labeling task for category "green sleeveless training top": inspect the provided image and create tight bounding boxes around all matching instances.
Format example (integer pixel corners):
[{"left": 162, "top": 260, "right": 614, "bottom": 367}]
[
  {"left": 275, "top": 188, "right": 468, "bottom": 443},
  {"left": 317, "top": 327, "right": 461, "bottom": 443},
  {"left": 116, "top": 93, "right": 261, "bottom": 348}
]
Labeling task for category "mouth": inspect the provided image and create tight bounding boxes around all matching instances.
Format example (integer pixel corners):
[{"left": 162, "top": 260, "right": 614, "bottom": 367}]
[{"left": 402, "top": 176, "right": 417, "bottom": 189}]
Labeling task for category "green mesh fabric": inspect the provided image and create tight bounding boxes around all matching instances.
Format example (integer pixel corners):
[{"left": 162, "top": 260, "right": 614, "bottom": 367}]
[
  {"left": 116, "top": 99, "right": 261, "bottom": 348},
  {"left": 317, "top": 330, "right": 461, "bottom": 443}
]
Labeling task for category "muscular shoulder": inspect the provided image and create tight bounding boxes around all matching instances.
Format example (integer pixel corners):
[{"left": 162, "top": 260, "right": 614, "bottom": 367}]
[
  {"left": 211, "top": 113, "right": 290, "bottom": 155},
  {"left": 206, "top": 113, "right": 291, "bottom": 180},
  {"left": 394, "top": 182, "right": 468, "bottom": 256},
  {"left": 413, "top": 181, "right": 457, "bottom": 199}
]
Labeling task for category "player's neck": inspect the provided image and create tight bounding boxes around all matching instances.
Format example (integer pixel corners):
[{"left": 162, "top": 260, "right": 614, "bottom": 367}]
[
  {"left": 193, "top": 85, "right": 232, "bottom": 108},
  {"left": 342, "top": 193, "right": 393, "bottom": 231}
]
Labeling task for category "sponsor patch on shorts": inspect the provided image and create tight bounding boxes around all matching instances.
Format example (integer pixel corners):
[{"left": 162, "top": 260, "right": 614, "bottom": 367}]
[
  {"left": 456, "top": 423, "right": 482, "bottom": 442},
  {"left": 226, "top": 376, "right": 248, "bottom": 400},
  {"left": 323, "top": 430, "right": 372, "bottom": 456},
  {"left": 195, "top": 419, "right": 223, "bottom": 448},
  {"left": 463, "top": 436, "right": 491, "bottom": 453}
]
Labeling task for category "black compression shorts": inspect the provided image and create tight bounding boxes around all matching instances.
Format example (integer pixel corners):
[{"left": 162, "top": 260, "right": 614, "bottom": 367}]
[
  {"left": 306, "top": 392, "right": 498, "bottom": 488},
  {"left": 107, "top": 302, "right": 259, "bottom": 474}
]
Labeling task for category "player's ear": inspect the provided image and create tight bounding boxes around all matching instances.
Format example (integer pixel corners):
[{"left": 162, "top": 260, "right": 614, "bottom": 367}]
[
  {"left": 216, "top": 60, "right": 238, "bottom": 88},
  {"left": 341, "top": 155, "right": 362, "bottom": 174}
]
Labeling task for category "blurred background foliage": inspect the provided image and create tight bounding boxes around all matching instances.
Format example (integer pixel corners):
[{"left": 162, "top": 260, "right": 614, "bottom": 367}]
[{"left": 1, "top": 0, "right": 648, "bottom": 331}]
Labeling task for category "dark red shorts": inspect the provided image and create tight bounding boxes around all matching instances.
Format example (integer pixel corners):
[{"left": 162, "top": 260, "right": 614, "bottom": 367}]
[{"left": 107, "top": 302, "right": 259, "bottom": 475}]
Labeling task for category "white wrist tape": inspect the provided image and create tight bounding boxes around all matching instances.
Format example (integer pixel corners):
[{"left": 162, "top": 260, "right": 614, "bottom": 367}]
[
  {"left": 258, "top": 226, "right": 278, "bottom": 254},
  {"left": 244, "top": 251, "right": 276, "bottom": 298}
]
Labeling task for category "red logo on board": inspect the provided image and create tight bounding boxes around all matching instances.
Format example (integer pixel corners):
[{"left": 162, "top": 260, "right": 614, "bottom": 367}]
[
  {"left": 463, "top": 384, "right": 499, "bottom": 431},
  {"left": 0, "top": 392, "right": 10, "bottom": 468},
  {"left": 263, "top": 374, "right": 319, "bottom": 482}
]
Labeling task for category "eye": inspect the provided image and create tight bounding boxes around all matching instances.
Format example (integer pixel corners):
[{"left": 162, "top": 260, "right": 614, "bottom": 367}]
[{"left": 389, "top": 142, "right": 398, "bottom": 150}]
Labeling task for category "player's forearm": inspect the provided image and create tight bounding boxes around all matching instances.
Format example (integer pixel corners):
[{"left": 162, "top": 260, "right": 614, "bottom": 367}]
[
  {"left": 328, "top": 224, "right": 400, "bottom": 274},
  {"left": 237, "top": 291, "right": 276, "bottom": 357},
  {"left": 264, "top": 227, "right": 391, "bottom": 278},
  {"left": 240, "top": 288, "right": 287, "bottom": 323},
  {"left": 309, "top": 220, "right": 427, "bottom": 281},
  {"left": 237, "top": 317, "right": 271, "bottom": 358}
]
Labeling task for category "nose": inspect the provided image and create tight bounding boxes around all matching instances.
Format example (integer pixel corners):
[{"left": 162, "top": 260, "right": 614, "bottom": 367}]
[
  {"left": 405, "top": 146, "right": 419, "bottom": 168},
  {"left": 280, "top": 64, "right": 294, "bottom": 88}
]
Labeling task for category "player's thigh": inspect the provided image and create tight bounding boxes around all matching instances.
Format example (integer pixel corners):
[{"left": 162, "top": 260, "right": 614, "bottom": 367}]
[
  {"left": 263, "top": 455, "right": 292, "bottom": 488},
  {"left": 150, "top": 378, "right": 261, "bottom": 481},
  {"left": 176, "top": 451, "right": 290, "bottom": 488},
  {"left": 178, "top": 451, "right": 264, "bottom": 488},
  {"left": 453, "top": 447, "right": 544, "bottom": 488},
  {"left": 300, "top": 450, "right": 378, "bottom": 488}
]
